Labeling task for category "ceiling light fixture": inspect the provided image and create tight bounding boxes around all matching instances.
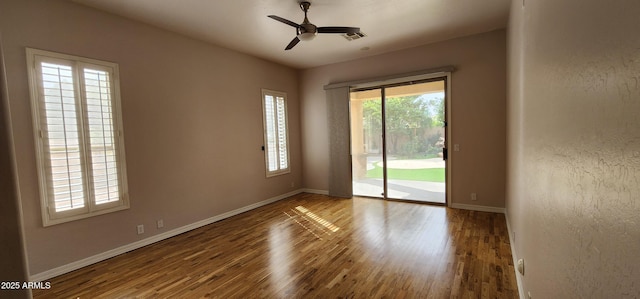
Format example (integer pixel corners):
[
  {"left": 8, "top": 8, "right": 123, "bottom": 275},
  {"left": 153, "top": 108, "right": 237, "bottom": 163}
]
[
  {"left": 298, "top": 32, "right": 316, "bottom": 41},
  {"left": 296, "top": 23, "right": 317, "bottom": 41}
]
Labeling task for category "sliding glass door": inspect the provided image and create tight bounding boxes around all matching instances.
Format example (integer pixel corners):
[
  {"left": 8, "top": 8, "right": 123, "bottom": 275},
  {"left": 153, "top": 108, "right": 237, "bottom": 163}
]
[
  {"left": 350, "top": 79, "right": 447, "bottom": 204},
  {"left": 384, "top": 81, "right": 446, "bottom": 203},
  {"left": 350, "top": 89, "right": 384, "bottom": 198}
]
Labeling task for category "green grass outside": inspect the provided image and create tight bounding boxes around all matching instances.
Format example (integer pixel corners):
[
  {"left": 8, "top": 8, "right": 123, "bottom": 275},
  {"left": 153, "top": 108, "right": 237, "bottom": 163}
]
[{"left": 366, "top": 165, "right": 445, "bottom": 182}]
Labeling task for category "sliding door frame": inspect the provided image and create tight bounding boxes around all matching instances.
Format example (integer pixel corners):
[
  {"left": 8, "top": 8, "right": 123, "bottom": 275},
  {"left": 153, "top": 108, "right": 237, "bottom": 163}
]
[
  {"left": 325, "top": 67, "right": 453, "bottom": 207},
  {"left": 350, "top": 75, "right": 450, "bottom": 205}
]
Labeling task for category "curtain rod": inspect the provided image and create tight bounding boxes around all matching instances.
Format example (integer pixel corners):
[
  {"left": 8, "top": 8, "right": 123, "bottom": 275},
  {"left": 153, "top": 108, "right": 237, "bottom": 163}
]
[{"left": 323, "top": 65, "right": 455, "bottom": 90}]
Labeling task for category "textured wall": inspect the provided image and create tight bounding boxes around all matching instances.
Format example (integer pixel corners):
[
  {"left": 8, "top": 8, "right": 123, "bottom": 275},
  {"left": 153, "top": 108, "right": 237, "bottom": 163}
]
[
  {"left": 506, "top": 0, "right": 640, "bottom": 297},
  {"left": 300, "top": 30, "right": 507, "bottom": 208},
  {"left": 1, "top": 0, "right": 300, "bottom": 275}
]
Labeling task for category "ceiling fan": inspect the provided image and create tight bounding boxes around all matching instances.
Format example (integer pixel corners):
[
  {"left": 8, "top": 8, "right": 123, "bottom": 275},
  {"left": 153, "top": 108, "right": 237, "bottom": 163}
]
[{"left": 268, "top": 1, "right": 361, "bottom": 50}]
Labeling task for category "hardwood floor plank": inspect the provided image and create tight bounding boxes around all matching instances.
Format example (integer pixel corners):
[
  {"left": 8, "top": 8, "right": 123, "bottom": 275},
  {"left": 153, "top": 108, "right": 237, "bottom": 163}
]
[{"left": 33, "top": 193, "right": 518, "bottom": 298}]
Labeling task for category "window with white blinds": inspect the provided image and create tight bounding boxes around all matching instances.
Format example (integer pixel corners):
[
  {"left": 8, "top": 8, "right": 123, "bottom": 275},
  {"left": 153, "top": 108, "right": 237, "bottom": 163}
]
[
  {"left": 262, "top": 89, "right": 290, "bottom": 177},
  {"left": 26, "top": 48, "right": 129, "bottom": 226}
]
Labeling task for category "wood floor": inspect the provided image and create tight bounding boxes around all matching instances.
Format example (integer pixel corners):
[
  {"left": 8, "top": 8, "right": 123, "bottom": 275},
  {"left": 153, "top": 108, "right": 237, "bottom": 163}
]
[{"left": 33, "top": 193, "right": 518, "bottom": 298}]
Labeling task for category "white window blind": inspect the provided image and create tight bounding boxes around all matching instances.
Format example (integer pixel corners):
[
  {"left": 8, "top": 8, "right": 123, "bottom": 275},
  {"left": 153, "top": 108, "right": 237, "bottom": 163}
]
[
  {"left": 262, "top": 89, "right": 290, "bottom": 177},
  {"left": 27, "top": 48, "right": 129, "bottom": 226}
]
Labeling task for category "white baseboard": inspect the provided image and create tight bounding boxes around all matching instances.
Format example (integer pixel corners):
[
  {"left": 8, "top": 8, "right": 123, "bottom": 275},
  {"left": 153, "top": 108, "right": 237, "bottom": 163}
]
[
  {"left": 30, "top": 189, "right": 305, "bottom": 281},
  {"left": 505, "top": 210, "right": 526, "bottom": 299},
  {"left": 300, "top": 188, "right": 329, "bottom": 195},
  {"left": 450, "top": 203, "right": 506, "bottom": 214}
]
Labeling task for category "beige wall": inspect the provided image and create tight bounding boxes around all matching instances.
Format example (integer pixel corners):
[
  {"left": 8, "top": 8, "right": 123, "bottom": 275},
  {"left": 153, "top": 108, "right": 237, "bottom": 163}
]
[
  {"left": 1, "top": 0, "right": 300, "bottom": 276},
  {"left": 300, "top": 30, "right": 507, "bottom": 208},
  {"left": 0, "top": 29, "right": 31, "bottom": 298},
  {"left": 506, "top": 0, "right": 640, "bottom": 297}
]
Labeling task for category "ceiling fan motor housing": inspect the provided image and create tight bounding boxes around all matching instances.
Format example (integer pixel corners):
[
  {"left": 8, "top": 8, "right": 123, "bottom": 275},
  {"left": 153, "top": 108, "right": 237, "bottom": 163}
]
[
  {"left": 297, "top": 1, "right": 316, "bottom": 40},
  {"left": 297, "top": 23, "right": 318, "bottom": 40}
]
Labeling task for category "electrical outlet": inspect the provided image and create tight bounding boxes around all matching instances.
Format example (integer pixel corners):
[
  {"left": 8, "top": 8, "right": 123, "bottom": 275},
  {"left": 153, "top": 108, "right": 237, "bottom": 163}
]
[
  {"left": 454, "top": 144, "right": 460, "bottom": 151},
  {"left": 517, "top": 259, "right": 525, "bottom": 275},
  {"left": 157, "top": 220, "right": 164, "bottom": 229},
  {"left": 290, "top": 182, "right": 295, "bottom": 188},
  {"left": 470, "top": 193, "right": 477, "bottom": 201},
  {"left": 137, "top": 224, "right": 144, "bottom": 235}
]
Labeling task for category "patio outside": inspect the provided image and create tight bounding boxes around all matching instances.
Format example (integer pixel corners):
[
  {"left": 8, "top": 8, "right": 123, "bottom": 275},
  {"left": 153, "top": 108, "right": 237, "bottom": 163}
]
[{"left": 353, "top": 156, "right": 446, "bottom": 203}]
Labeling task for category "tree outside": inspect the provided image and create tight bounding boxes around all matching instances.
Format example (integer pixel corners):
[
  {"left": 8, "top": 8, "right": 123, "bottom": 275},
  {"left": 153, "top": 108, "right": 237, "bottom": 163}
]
[{"left": 362, "top": 95, "right": 444, "bottom": 159}]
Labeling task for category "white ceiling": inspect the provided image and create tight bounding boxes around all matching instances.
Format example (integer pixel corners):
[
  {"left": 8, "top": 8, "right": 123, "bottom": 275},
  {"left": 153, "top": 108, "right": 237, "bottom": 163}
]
[{"left": 70, "top": 0, "right": 510, "bottom": 69}]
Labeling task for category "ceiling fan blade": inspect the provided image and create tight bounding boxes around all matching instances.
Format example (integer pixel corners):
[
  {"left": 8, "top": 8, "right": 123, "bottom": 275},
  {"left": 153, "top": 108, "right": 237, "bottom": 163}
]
[
  {"left": 285, "top": 37, "right": 300, "bottom": 50},
  {"left": 268, "top": 15, "right": 299, "bottom": 28},
  {"left": 317, "top": 27, "right": 360, "bottom": 34}
]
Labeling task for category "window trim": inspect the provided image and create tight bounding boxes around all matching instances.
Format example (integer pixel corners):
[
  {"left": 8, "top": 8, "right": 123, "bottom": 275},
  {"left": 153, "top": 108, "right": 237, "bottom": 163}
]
[
  {"left": 261, "top": 89, "right": 291, "bottom": 177},
  {"left": 26, "top": 48, "right": 129, "bottom": 226}
]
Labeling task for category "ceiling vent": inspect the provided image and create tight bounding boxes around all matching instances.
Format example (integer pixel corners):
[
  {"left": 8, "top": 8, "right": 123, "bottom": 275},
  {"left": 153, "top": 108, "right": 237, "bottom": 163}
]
[{"left": 342, "top": 31, "right": 366, "bottom": 41}]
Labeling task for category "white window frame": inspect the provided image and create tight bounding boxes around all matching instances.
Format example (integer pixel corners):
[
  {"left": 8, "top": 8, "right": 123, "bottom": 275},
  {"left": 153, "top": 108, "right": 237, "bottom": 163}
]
[
  {"left": 261, "top": 89, "right": 290, "bottom": 177},
  {"left": 26, "top": 48, "right": 129, "bottom": 226}
]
